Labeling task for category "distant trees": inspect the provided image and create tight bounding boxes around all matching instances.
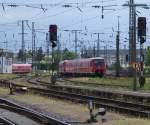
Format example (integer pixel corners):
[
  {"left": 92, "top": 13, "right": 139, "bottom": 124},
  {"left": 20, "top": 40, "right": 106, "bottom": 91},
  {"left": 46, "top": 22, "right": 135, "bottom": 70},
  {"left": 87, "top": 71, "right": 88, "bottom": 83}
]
[
  {"left": 36, "top": 47, "right": 45, "bottom": 62},
  {"left": 62, "top": 48, "right": 76, "bottom": 60},
  {"left": 17, "top": 47, "right": 45, "bottom": 63},
  {"left": 17, "top": 49, "right": 23, "bottom": 61},
  {"left": 50, "top": 48, "right": 76, "bottom": 71},
  {"left": 16, "top": 47, "right": 76, "bottom": 71}
]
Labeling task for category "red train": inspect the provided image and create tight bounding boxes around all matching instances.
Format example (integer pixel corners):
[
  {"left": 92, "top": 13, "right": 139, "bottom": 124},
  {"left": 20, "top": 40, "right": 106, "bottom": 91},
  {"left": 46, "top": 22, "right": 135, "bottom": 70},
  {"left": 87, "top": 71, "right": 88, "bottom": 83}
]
[
  {"left": 12, "top": 64, "right": 32, "bottom": 73},
  {"left": 59, "top": 57, "right": 106, "bottom": 77}
]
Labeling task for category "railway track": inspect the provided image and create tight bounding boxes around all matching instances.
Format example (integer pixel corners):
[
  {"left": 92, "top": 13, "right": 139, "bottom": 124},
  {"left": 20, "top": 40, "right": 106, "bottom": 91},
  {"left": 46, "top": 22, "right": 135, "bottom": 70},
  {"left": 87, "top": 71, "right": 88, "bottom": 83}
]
[
  {"left": 0, "top": 98, "right": 71, "bottom": 125},
  {"left": 0, "top": 116, "right": 18, "bottom": 125},
  {"left": 1, "top": 77, "right": 150, "bottom": 118},
  {"left": 17, "top": 74, "right": 129, "bottom": 89},
  {"left": 59, "top": 78, "right": 130, "bottom": 88},
  {"left": 31, "top": 75, "right": 130, "bottom": 89}
]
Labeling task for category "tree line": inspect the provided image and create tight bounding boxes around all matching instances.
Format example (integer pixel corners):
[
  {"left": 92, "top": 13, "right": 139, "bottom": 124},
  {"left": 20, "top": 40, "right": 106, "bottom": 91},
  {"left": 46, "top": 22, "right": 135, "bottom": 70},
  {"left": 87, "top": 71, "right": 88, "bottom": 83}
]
[{"left": 17, "top": 47, "right": 76, "bottom": 70}]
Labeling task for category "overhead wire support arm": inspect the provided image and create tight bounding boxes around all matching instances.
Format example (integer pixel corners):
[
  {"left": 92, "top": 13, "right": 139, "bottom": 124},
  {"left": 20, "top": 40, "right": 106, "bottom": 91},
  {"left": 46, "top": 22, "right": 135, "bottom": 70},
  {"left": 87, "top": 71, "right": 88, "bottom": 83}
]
[
  {"left": 123, "top": 3, "right": 149, "bottom": 7},
  {"left": 62, "top": 3, "right": 83, "bottom": 12},
  {"left": 92, "top": 4, "right": 117, "bottom": 19},
  {"left": 1, "top": 3, "right": 48, "bottom": 12}
]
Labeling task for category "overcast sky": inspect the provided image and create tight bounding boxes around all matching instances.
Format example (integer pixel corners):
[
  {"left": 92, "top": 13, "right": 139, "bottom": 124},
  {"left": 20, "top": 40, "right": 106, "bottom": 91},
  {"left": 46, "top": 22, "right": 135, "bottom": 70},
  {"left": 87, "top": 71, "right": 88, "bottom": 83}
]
[{"left": 0, "top": 0, "right": 150, "bottom": 53}]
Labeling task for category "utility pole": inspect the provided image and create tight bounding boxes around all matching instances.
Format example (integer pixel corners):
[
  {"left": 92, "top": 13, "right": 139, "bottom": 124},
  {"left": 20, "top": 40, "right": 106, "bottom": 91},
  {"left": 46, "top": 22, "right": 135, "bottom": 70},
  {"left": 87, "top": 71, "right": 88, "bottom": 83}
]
[
  {"left": 32, "top": 22, "right": 36, "bottom": 70},
  {"left": 97, "top": 33, "right": 100, "bottom": 57},
  {"left": 106, "top": 45, "right": 108, "bottom": 64},
  {"left": 21, "top": 20, "right": 25, "bottom": 63},
  {"left": 57, "top": 34, "right": 61, "bottom": 52},
  {"left": 46, "top": 32, "right": 49, "bottom": 57},
  {"left": 46, "top": 32, "right": 50, "bottom": 71},
  {"left": 93, "top": 44, "right": 96, "bottom": 57},
  {"left": 73, "top": 30, "right": 82, "bottom": 56},
  {"left": 93, "top": 33, "right": 104, "bottom": 57},
  {"left": 96, "top": 33, "right": 100, "bottom": 57},
  {"left": 75, "top": 31, "right": 78, "bottom": 55},
  {"left": 104, "top": 46, "right": 107, "bottom": 64},
  {"left": 18, "top": 20, "right": 28, "bottom": 63},
  {"left": 57, "top": 34, "right": 61, "bottom": 68},
  {"left": 64, "top": 30, "right": 81, "bottom": 56},
  {"left": 116, "top": 16, "right": 120, "bottom": 77},
  {"left": 123, "top": 0, "right": 148, "bottom": 91}
]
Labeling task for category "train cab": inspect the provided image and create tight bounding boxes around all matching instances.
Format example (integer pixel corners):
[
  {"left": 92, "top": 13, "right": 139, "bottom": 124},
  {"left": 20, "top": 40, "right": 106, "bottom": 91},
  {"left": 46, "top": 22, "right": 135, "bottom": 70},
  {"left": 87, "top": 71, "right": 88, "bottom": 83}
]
[{"left": 91, "top": 58, "right": 106, "bottom": 76}]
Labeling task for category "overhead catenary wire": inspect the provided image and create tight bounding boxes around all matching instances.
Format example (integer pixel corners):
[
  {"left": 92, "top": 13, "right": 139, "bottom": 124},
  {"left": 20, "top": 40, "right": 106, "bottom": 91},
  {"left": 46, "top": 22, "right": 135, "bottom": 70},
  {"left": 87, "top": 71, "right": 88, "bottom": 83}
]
[
  {"left": 61, "top": 7, "right": 127, "bottom": 29},
  {"left": 0, "top": 0, "right": 118, "bottom": 7},
  {"left": 0, "top": 0, "right": 120, "bottom": 15},
  {"left": 0, "top": 0, "right": 149, "bottom": 52},
  {"left": 29, "top": 7, "right": 75, "bottom": 21}
]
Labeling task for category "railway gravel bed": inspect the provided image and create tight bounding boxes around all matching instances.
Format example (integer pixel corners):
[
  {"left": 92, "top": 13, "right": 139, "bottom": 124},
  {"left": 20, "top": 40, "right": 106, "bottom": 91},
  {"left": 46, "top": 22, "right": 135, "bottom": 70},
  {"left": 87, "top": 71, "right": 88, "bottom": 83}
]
[
  {"left": 3, "top": 77, "right": 150, "bottom": 118},
  {"left": 0, "top": 89, "right": 107, "bottom": 125},
  {"left": 0, "top": 108, "right": 40, "bottom": 125},
  {"left": 1, "top": 77, "right": 150, "bottom": 118},
  {"left": 37, "top": 77, "right": 150, "bottom": 104},
  {"left": 0, "top": 87, "right": 150, "bottom": 125},
  {"left": 0, "top": 97, "right": 71, "bottom": 125},
  {"left": 27, "top": 76, "right": 150, "bottom": 106}
]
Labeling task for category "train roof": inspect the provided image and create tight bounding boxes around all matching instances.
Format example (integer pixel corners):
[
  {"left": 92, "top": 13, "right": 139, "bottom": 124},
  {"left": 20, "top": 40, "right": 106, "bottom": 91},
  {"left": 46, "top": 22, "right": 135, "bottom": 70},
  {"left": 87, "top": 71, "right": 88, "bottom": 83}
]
[
  {"left": 12, "top": 64, "right": 32, "bottom": 66},
  {"left": 89, "top": 57, "right": 104, "bottom": 60},
  {"left": 60, "top": 57, "right": 105, "bottom": 63}
]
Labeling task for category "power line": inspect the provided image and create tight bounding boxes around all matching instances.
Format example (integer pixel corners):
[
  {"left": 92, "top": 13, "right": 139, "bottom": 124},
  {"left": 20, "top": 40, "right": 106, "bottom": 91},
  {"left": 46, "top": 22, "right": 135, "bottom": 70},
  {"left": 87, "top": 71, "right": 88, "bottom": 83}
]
[
  {"left": 60, "top": 7, "right": 128, "bottom": 29},
  {"left": 0, "top": 0, "right": 118, "bottom": 7},
  {"left": 30, "top": 8, "right": 74, "bottom": 21}
]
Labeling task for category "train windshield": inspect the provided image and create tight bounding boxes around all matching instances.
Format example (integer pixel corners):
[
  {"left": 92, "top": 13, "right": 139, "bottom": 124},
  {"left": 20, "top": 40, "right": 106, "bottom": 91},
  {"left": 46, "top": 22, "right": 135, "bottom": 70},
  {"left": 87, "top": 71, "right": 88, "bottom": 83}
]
[{"left": 94, "top": 59, "right": 104, "bottom": 67}]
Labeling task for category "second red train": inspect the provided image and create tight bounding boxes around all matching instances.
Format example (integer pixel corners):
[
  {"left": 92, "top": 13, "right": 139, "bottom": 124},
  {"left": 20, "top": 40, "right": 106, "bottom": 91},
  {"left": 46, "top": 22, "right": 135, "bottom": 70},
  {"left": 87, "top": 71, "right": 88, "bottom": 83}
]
[{"left": 59, "top": 57, "right": 107, "bottom": 77}]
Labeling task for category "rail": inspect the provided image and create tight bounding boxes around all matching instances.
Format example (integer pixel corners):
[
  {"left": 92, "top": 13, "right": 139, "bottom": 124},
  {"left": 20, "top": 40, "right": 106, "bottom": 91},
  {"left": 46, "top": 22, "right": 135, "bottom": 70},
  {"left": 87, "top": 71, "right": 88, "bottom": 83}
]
[
  {"left": 1, "top": 77, "right": 150, "bottom": 118},
  {"left": 0, "top": 98, "right": 71, "bottom": 125}
]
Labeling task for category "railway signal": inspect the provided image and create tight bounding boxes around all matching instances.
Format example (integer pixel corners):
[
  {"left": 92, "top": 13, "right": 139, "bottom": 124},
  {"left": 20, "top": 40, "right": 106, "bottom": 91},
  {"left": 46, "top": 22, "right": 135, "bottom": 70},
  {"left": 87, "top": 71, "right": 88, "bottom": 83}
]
[
  {"left": 138, "top": 17, "right": 146, "bottom": 88},
  {"left": 49, "top": 25, "right": 57, "bottom": 48},
  {"left": 138, "top": 17, "right": 146, "bottom": 44},
  {"left": 138, "top": 17, "right": 146, "bottom": 38},
  {"left": 49, "top": 25, "right": 58, "bottom": 84}
]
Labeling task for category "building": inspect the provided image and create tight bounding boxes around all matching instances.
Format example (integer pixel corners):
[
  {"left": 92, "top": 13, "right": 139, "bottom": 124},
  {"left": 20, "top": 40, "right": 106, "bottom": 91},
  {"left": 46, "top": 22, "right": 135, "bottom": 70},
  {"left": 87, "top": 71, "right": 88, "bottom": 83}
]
[
  {"left": 0, "top": 49, "right": 13, "bottom": 73},
  {"left": 0, "top": 57, "right": 12, "bottom": 73}
]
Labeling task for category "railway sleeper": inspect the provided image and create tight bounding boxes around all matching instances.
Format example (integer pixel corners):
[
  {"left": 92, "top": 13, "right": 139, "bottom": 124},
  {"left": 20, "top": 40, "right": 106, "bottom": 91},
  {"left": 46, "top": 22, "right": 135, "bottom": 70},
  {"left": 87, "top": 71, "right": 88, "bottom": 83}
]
[{"left": 30, "top": 89, "right": 150, "bottom": 118}]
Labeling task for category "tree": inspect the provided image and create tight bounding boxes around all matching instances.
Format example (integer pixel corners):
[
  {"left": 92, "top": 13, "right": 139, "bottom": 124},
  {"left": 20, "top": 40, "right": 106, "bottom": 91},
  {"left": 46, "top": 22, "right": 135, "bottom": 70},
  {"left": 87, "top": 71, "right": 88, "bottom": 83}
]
[
  {"left": 49, "top": 49, "right": 76, "bottom": 71},
  {"left": 17, "top": 49, "right": 23, "bottom": 61},
  {"left": 35, "top": 47, "right": 45, "bottom": 70},
  {"left": 62, "top": 48, "right": 76, "bottom": 60},
  {"left": 36, "top": 47, "right": 45, "bottom": 62},
  {"left": 26, "top": 50, "right": 32, "bottom": 59}
]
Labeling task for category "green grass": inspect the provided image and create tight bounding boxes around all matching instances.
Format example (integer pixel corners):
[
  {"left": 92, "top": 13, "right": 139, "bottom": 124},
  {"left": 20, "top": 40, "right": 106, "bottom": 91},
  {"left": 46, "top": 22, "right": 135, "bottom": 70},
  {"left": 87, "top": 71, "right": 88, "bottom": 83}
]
[
  {"left": 0, "top": 74, "right": 17, "bottom": 79},
  {"left": 29, "top": 71, "right": 51, "bottom": 77},
  {"left": 106, "top": 117, "right": 150, "bottom": 125},
  {"left": 69, "top": 77, "right": 150, "bottom": 91},
  {"left": 140, "top": 77, "right": 150, "bottom": 91}
]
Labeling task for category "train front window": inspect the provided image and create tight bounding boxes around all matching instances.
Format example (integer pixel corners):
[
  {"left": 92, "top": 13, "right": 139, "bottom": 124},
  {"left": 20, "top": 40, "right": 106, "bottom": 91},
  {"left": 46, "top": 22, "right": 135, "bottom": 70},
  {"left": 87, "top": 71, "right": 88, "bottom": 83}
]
[{"left": 94, "top": 59, "right": 104, "bottom": 67}]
